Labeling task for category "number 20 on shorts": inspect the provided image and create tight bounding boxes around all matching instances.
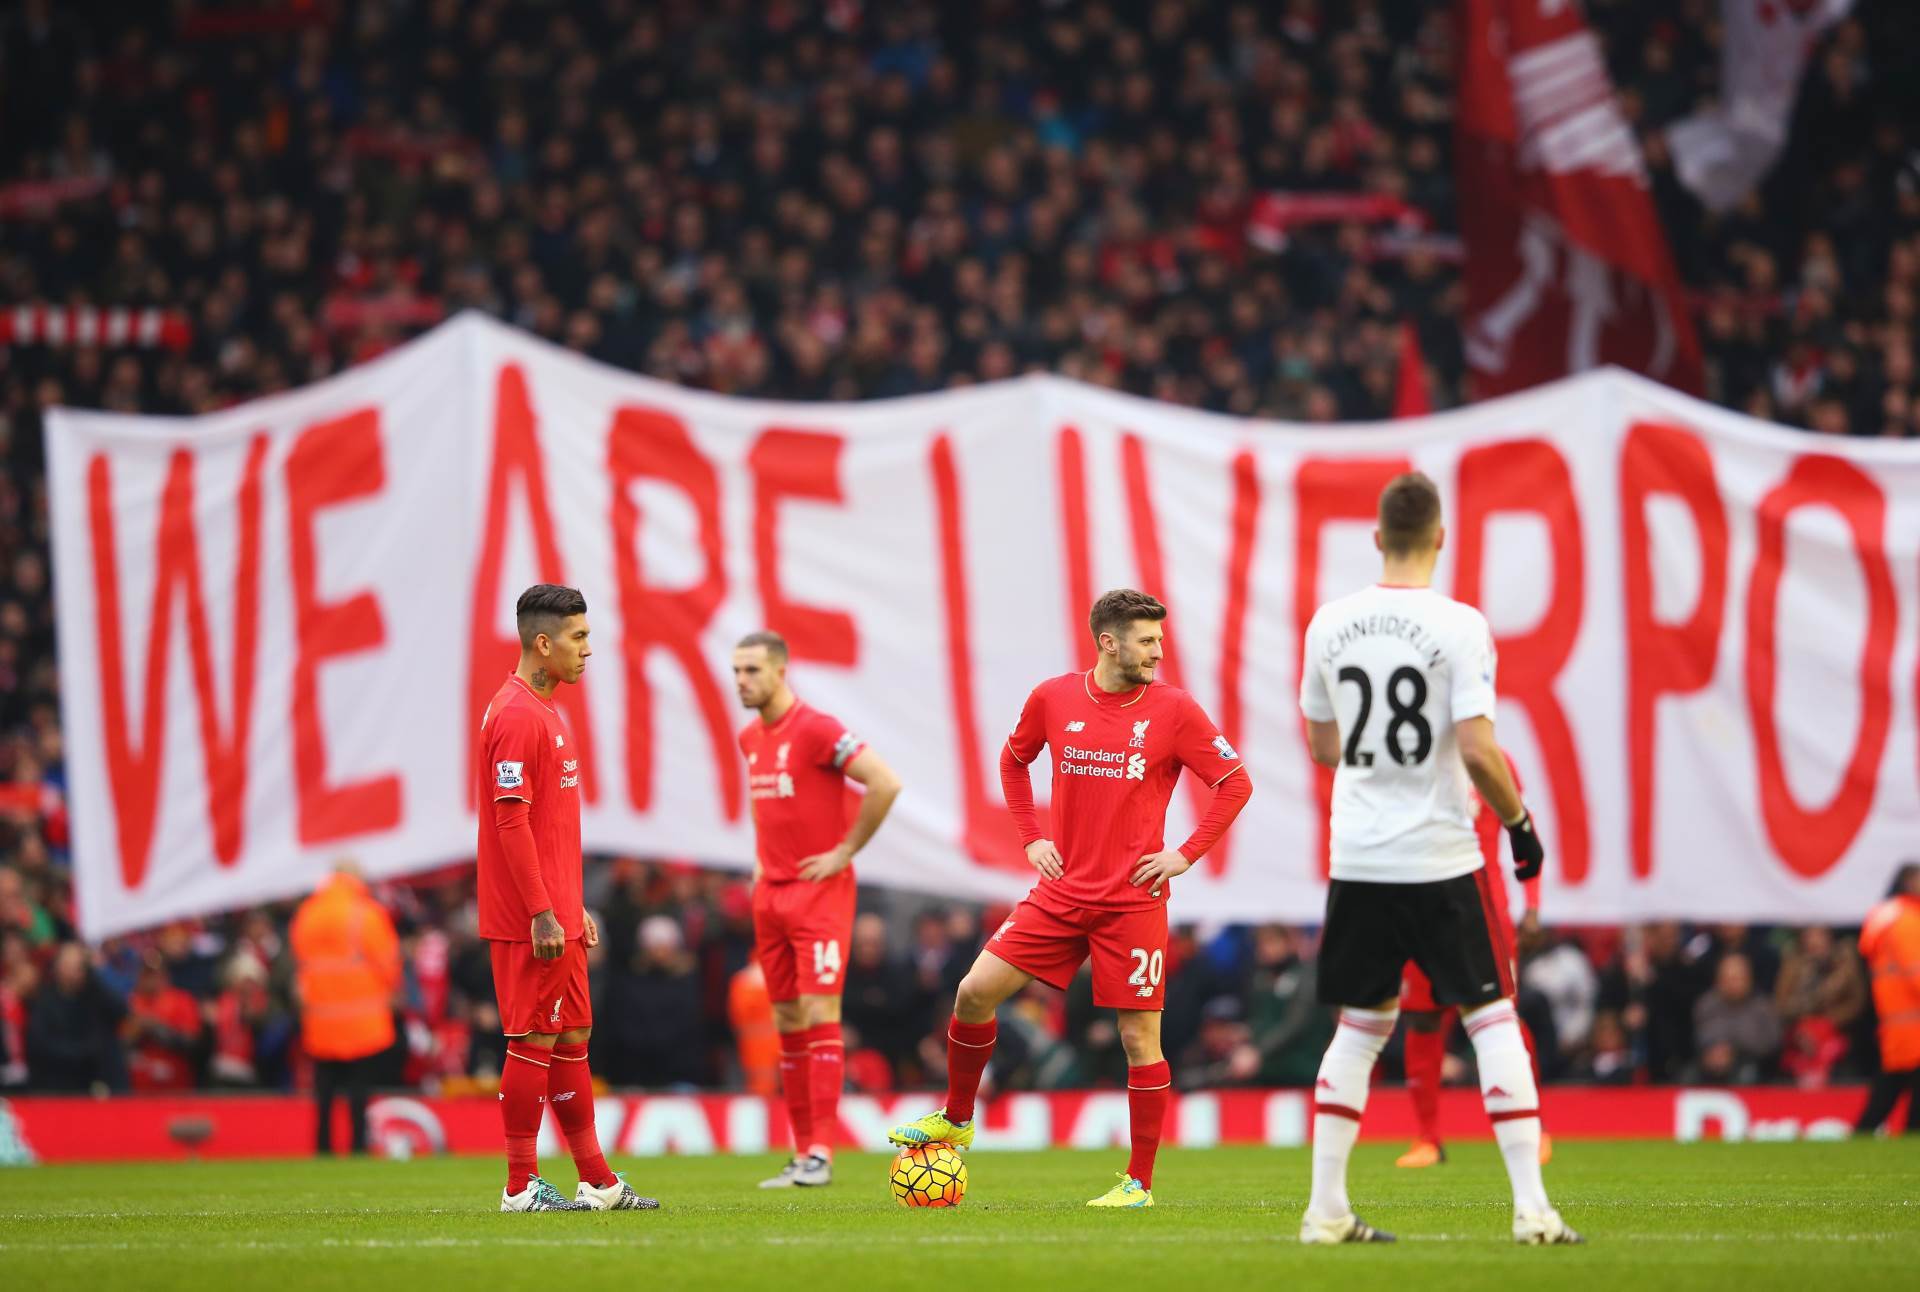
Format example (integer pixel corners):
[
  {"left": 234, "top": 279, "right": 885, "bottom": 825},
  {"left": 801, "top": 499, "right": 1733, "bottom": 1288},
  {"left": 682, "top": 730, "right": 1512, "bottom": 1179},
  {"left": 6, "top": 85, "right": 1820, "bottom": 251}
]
[{"left": 1128, "top": 947, "right": 1164, "bottom": 988}]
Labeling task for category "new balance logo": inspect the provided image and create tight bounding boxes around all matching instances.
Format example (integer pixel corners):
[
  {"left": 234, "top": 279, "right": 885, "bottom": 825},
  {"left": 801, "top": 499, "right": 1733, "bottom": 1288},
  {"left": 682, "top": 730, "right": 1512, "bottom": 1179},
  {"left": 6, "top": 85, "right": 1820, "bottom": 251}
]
[
  {"left": 1135, "top": 985, "right": 1153, "bottom": 998},
  {"left": 552, "top": 1091, "right": 575, "bottom": 1103},
  {"left": 554, "top": 733, "right": 565, "bottom": 748},
  {"left": 1065, "top": 721, "right": 1086, "bottom": 732}
]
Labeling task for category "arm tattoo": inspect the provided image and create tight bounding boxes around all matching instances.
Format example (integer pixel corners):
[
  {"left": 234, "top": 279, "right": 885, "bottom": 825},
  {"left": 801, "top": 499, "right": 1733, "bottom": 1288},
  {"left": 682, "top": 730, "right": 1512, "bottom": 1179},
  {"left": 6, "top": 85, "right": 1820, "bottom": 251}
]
[{"left": 530, "top": 666, "right": 551, "bottom": 691}]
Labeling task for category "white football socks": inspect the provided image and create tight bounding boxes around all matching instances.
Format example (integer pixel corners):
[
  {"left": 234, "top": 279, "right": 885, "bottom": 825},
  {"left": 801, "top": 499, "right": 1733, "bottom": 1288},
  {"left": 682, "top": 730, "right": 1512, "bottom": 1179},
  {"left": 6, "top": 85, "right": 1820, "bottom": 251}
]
[
  {"left": 1463, "top": 999, "right": 1551, "bottom": 1214},
  {"left": 1307, "top": 1005, "right": 1398, "bottom": 1221}
]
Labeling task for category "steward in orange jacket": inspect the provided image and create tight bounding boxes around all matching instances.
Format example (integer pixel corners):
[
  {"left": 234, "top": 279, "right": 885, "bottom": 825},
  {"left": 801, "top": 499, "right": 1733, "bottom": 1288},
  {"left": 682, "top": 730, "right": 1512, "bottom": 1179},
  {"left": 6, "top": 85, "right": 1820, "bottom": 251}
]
[
  {"left": 290, "top": 865, "right": 401, "bottom": 1153},
  {"left": 1856, "top": 863, "right": 1920, "bottom": 1134}
]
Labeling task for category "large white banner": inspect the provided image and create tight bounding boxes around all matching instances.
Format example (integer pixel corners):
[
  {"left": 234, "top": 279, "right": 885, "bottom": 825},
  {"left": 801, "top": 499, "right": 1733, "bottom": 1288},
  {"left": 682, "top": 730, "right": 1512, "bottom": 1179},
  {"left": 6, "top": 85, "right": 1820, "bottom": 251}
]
[{"left": 46, "top": 315, "right": 1920, "bottom": 939}]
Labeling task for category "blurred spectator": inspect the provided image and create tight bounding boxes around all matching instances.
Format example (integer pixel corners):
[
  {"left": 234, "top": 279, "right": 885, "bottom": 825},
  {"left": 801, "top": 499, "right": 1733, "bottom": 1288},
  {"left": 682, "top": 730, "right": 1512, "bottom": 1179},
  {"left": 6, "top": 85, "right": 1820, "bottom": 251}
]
[
  {"left": 843, "top": 912, "right": 921, "bottom": 1076},
  {"left": 290, "top": 863, "right": 402, "bottom": 1154},
  {"left": 1, "top": 928, "right": 37, "bottom": 1085},
  {"left": 1522, "top": 933, "right": 1600, "bottom": 1060},
  {"left": 1242, "top": 924, "right": 1330, "bottom": 1086},
  {"left": 1774, "top": 926, "right": 1868, "bottom": 1087},
  {"left": 1601, "top": 921, "right": 1708, "bottom": 1082},
  {"left": 1578, "top": 1011, "right": 1636, "bottom": 1086},
  {"left": 1178, "top": 996, "right": 1260, "bottom": 1089},
  {"left": 0, "top": 864, "right": 53, "bottom": 948},
  {"left": 1856, "top": 863, "right": 1920, "bottom": 1134},
  {"left": 122, "top": 952, "right": 203, "bottom": 1090},
  {"left": 598, "top": 914, "right": 707, "bottom": 1088},
  {"left": 25, "top": 943, "right": 122, "bottom": 1091},
  {"left": 1692, "top": 953, "right": 1782, "bottom": 1084}
]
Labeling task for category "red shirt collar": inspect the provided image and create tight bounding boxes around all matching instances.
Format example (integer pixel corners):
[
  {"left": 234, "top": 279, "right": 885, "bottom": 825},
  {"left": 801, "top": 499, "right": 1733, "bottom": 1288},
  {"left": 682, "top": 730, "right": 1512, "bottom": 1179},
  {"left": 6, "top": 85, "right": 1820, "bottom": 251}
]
[
  {"left": 760, "top": 697, "right": 807, "bottom": 732},
  {"left": 1082, "top": 669, "right": 1150, "bottom": 707}
]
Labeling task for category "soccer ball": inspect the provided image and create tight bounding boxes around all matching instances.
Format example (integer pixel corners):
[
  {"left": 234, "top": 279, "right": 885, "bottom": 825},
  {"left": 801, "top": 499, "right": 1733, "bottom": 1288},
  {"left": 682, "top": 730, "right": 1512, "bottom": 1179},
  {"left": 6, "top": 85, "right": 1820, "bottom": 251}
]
[{"left": 889, "top": 1144, "right": 967, "bottom": 1208}]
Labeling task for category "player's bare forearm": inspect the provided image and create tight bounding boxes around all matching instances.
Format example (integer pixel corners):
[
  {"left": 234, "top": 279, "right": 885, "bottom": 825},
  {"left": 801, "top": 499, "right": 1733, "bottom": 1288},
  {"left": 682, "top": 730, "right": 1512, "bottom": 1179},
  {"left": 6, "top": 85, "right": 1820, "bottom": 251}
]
[
  {"left": 799, "top": 749, "right": 902, "bottom": 880},
  {"left": 1306, "top": 719, "right": 1342, "bottom": 769},
  {"left": 1456, "top": 717, "right": 1525, "bottom": 823},
  {"left": 839, "top": 749, "right": 902, "bottom": 858}
]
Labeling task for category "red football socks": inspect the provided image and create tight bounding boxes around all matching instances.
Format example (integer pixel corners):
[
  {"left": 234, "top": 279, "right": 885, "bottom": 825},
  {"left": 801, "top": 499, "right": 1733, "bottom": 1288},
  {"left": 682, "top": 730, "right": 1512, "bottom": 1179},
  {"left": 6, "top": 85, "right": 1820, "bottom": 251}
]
[
  {"left": 500, "top": 1042, "right": 550, "bottom": 1194},
  {"left": 778, "top": 1029, "right": 814, "bottom": 1152},
  {"left": 548, "top": 1042, "right": 615, "bottom": 1188},
  {"left": 806, "top": 1022, "right": 845, "bottom": 1156},
  {"left": 1125, "top": 1060, "right": 1172, "bottom": 1188},
  {"left": 944, "top": 1016, "right": 997, "bottom": 1125},
  {"left": 1403, "top": 1019, "right": 1452, "bottom": 1145}
]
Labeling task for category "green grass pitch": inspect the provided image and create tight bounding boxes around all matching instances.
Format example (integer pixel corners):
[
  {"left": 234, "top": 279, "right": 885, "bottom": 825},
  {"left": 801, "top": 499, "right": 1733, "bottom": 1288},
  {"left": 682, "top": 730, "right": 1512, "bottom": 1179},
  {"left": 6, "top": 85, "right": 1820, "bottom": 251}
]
[{"left": 2, "top": 1141, "right": 1916, "bottom": 1291}]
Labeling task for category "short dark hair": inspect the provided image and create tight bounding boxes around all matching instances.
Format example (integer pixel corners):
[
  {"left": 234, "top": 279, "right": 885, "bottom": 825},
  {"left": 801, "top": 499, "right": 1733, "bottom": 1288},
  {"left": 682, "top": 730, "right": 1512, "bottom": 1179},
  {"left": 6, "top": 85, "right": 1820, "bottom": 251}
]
[
  {"left": 516, "top": 584, "right": 587, "bottom": 649},
  {"left": 1088, "top": 588, "right": 1167, "bottom": 643},
  {"left": 735, "top": 630, "right": 789, "bottom": 663},
  {"left": 1378, "top": 471, "right": 1443, "bottom": 557}
]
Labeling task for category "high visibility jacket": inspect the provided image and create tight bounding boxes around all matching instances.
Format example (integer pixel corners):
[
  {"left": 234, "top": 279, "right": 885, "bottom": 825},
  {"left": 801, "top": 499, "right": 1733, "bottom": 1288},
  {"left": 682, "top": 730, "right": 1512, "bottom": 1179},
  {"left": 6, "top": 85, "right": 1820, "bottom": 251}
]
[
  {"left": 290, "top": 873, "right": 400, "bottom": 1061},
  {"left": 1859, "top": 894, "right": 1920, "bottom": 1072}
]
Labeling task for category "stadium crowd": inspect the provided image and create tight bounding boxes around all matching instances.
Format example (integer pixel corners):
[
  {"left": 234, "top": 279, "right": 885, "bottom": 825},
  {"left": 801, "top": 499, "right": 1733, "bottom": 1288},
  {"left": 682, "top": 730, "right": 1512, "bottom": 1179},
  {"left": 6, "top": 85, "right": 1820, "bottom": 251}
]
[
  {"left": 0, "top": 1, "right": 1915, "bottom": 1097},
  {"left": 0, "top": 854, "right": 1886, "bottom": 1097}
]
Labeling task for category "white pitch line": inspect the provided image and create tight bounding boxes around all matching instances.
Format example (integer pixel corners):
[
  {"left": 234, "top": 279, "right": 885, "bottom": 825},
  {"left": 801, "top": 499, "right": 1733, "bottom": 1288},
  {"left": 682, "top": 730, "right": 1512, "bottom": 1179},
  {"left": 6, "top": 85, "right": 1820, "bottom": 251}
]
[{"left": 0, "top": 1231, "right": 1910, "bottom": 1255}]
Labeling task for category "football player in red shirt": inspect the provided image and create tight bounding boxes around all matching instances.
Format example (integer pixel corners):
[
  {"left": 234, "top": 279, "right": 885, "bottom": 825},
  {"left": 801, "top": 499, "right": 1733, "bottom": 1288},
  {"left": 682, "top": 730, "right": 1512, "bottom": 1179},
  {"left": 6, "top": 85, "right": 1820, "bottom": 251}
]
[
  {"left": 890, "top": 589, "right": 1252, "bottom": 1208},
  {"left": 1396, "top": 749, "right": 1548, "bottom": 1169},
  {"left": 479, "top": 584, "right": 657, "bottom": 1213},
  {"left": 733, "top": 630, "right": 903, "bottom": 1189}
]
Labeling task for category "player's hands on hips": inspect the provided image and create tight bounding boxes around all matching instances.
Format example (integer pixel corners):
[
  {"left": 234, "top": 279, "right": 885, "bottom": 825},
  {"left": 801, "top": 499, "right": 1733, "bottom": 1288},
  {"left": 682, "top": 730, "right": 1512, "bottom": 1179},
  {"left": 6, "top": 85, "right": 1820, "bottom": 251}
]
[
  {"left": 1507, "top": 810, "right": 1545, "bottom": 882},
  {"left": 798, "top": 843, "right": 853, "bottom": 882},
  {"left": 530, "top": 909, "right": 566, "bottom": 960},
  {"left": 582, "top": 910, "right": 600, "bottom": 950},
  {"left": 1025, "top": 839, "right": 1064, "bottom": 880},
  {"left": 1130, "top": 848, "right": 1191, "bottom": 895}
]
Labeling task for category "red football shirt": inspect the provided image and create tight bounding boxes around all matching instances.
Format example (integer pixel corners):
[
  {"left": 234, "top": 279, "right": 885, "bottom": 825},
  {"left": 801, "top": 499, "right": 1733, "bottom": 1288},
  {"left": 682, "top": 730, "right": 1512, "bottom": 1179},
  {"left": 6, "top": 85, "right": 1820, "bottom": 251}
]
[
  {"left": 476, "top": 674, "right": 584, "bottom": 941},
  {"left": 1006, "top": 672, "right": 1243, "bottom": 912},
  {"left": 740, "top": 701, "right": 867, "bottom": 884}
]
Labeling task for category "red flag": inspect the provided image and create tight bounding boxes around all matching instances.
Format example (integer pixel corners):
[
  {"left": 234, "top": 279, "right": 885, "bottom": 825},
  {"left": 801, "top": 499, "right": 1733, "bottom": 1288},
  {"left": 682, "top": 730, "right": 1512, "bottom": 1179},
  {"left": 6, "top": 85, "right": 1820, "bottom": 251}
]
[
  {"left": 1455, "top": 0, "right": 1703, "bottom": 397},
  {"left": 1394, "top": 320, "right": 1431, "bottom": 417}
]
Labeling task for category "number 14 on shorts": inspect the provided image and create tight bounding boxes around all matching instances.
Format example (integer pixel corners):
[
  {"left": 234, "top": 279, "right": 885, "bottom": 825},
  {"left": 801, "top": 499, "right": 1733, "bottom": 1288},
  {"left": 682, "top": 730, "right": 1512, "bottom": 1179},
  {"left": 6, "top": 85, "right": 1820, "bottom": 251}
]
[{"left": 813, "top": 939, "right": 841, "bottom": 984}]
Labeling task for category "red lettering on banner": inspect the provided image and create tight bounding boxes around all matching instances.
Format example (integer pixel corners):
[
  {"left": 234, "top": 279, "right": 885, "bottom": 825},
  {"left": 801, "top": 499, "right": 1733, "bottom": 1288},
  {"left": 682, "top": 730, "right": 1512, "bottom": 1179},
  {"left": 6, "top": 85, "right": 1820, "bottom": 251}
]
[
  {"left": 1210, "top": 452, "right": 1260, "bottom": 876},
  {"left": 607, "top": 406, "right": 741, "bottom": 820},
  {"left": 749, "top": 429, "right": 858, "bottom": 664},
  {"left": 1620, "top": 422, "right": 1727, "bottom": 879},
  {"left": 931, "top": 434, "right": 1031, "bottom": 871},
  {"left": 87, "top": 439, "right": 268, "bottom": 888},
  {"left": 286, "top": 410, "right": 402, "bottom": 843},
  {"left": 466, "top": 363, "right": 599, "bottom": 808},
  {"left": 1454, "top": 439, "right": 1591, "bottom": 883},
  {"left": 1056, "top": 427, "right": 1093, "bottom": 654},
  {"left": 1294, "top": 457, "right": 1410, "bottom": 876},
  {"left": 1745, "top": 456, "right": 1895, "bottom": 877},
  {"left": 1120, "top": 436, "right": 1217, "bottom": 860}
]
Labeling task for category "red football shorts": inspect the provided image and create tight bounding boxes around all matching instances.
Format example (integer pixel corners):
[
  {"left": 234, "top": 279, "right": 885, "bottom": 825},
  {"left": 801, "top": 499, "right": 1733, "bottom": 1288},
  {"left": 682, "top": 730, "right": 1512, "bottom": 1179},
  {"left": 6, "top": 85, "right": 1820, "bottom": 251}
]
[
  {"left": 490, "top": 937, "right": 592, "bottom": 1036},
  {"left": 986, "top": 895, "right": 1169, "bottom": 1010},
  {"left": 753, "top": 871, "right": 857, "bottom": 1002},
  {"left": 1399, "top": 866, "right": 1518, "bottom": 1012}
]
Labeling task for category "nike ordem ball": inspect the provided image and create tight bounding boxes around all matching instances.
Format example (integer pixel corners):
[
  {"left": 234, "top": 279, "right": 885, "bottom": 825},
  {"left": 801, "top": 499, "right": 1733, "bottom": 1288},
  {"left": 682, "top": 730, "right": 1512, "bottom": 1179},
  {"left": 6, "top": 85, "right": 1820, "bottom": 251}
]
[{"left": 890, "top": 1143, "right": 967, "bottom": 1207}]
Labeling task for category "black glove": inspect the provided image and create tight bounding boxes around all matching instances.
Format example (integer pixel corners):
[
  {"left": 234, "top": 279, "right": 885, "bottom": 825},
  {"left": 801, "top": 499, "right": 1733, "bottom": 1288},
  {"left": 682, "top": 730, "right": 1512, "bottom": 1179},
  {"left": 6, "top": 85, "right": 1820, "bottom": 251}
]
[{"left": 1507, "top": 810, "right": 1545, "bottom": 882}]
